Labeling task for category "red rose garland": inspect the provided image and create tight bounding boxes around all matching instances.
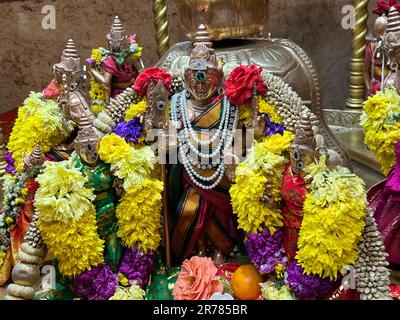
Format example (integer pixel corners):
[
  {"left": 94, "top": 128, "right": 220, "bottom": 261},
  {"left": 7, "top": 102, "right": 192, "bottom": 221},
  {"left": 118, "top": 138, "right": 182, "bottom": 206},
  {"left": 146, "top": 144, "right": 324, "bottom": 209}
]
[
  {"left": 225, "top": 65, "right": 267, "bottom": 106},
  {"left": 133, "top": 67, "right": 172, "bottom": 97}
]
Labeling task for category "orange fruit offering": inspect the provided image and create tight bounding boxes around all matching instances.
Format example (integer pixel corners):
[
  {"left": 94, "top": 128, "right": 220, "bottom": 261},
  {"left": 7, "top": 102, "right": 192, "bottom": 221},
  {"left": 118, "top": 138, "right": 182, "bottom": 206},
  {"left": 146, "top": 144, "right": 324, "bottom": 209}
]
[{"left": 231, "top": 264, "right": 262, "bottom": 300}]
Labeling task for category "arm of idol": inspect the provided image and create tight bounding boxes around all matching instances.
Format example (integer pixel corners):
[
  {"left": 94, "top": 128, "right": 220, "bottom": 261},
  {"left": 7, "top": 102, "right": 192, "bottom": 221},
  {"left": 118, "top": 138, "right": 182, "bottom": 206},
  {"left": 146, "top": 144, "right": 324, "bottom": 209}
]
[
  {"left": 249, "top": 84, "right": 267, "bottom": 140},
  {"left": 223, "top": 151, "right": 239, "bottom": 182},
  {"left": 87, "top": 60, "right": 113, "bottom": 102},
  {"left": 127, "top": 55, "right": 145, "bottom": 73},
  {"left": 261, "top": 176, "right": 281, "bottom": 208}
]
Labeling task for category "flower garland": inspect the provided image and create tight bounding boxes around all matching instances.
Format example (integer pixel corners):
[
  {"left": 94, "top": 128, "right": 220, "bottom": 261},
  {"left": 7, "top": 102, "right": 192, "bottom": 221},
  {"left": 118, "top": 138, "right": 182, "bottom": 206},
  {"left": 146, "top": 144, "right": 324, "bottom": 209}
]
[
  {"left": 89, "top": 80, "right": 107, "bottom": 115},
  {"left": 230, "top": 131, "right": 293, "bottom": 235},
  {"left": 118, "top": 246, "right": 156, "bottom": 288},
  {"left": 296, "top": 156, "right": 367, "bottom": 280},
  {"left": 98, "top": 134, "right": 157, "bottom": 190},
  {"left": 360, "top": 88, "right": 400, "bottom": 175},
  {"left": 7, "top": 92, "right": 73, "bottom": 172},
  {"left": 4, "top": 151, "right": 16, "bottom": 174},
  {"left": 245, "top": 228, "right": 287, "bottom": 274},
  {"left": 34, "top": 156, "right": 104, "bottom": 277},
  {"left": 113, "top": 118, "right": 143, "bottom": 144},
  {"left": 124, "top": 98, "right": 147, "bottom": 121},
  {"left": 284, "top": 262, "right": 335, "bottom": 299},
  {"left": 98, "top": 133, "right": 163, "bottom": 252},
  {"left": 115, "top": 179, "right": 163, "bottom": 252},
  {"left": 109, "top": 285, "right": 145, "bottom": 300}
]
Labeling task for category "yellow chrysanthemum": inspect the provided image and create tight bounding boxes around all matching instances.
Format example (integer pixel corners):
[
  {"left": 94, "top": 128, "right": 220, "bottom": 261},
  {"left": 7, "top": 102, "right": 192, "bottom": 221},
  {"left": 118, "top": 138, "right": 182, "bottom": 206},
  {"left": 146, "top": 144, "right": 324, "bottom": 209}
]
[
  {"left": 258, "top": 96, "right": 282, "bottom": 124},
  {"left": 7, "top": 92, "right": 74, "bottom": 172},
  {"left": 35, "top": 158, "right": 104, "bottom": 277},
  {"left": 98, "top": 134, "right": 131, "bottom": 164},
  {"left": 118, "top": 273, "right": 129, "bottom": 287},
  {"left": 5, "top": 217, "right": 13, "bottom": 224},
  {"left": 91, "top": 104, "right": 105, "bottom": 115},
  {"left": 360, "top": 88, "right": 400, "bottom": 175},
  {"left": 90, "top": 48, "right": 104, "bottom": 65},
  {"left": 116, "top": 179, "right": 163, "bottom": 252},
  {"left": 109, "top": 285, "right": 145, "bottom": 300},
  {"left": 89, "top": 80, "right": 107, "bottom": 103},
  {"left": 111, "top": 146, "right": 156, "bottom": 191},
  {"left": 230, "top": 132, "right": 293, "bottom": 234},
  {"left": 296, "top": 159, "right": 367, "bottom": 281},
  {"left": 131, "top": 46, "right": 144, "bottom": 59},
  {"left": 125, "top": 99, "right": 147, "bottom": 122},
  {"left": 260, "top": 281, "right": 295, "bottom": 300}
]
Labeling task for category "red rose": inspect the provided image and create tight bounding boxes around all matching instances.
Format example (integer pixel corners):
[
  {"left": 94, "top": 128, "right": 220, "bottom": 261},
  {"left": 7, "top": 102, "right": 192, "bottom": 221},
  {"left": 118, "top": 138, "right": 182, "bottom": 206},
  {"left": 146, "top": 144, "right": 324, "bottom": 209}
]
[
  {"left": 133, "top": 67, "right": 172, "bottom": 97},
  {"left": 225, "top": 65, "right": 267, "bottom": 106}
]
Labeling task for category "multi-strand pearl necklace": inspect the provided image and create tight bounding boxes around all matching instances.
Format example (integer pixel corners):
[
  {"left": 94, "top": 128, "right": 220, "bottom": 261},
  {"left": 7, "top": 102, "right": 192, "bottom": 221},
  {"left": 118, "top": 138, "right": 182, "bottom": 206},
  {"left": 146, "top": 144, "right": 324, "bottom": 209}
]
[{"left": 171, "top": 91, "right": 238, "bottom": 190}]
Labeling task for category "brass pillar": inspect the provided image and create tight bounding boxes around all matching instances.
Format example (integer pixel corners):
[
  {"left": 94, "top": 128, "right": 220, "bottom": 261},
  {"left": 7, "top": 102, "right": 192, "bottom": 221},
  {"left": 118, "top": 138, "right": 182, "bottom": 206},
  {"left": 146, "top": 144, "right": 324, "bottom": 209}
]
[
  {"left": 153, "top": 0, "right": 170, "bottom": 57},
  {"left": 346, "top": 0, "right": 370, "bottom": 108}
]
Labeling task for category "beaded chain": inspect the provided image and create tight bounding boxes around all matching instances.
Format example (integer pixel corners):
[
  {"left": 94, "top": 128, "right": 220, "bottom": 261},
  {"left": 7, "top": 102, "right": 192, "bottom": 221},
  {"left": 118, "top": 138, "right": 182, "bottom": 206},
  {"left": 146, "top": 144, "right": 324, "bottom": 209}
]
[{"left": 171, "top": 91, "right": 238, "bottom": 190}]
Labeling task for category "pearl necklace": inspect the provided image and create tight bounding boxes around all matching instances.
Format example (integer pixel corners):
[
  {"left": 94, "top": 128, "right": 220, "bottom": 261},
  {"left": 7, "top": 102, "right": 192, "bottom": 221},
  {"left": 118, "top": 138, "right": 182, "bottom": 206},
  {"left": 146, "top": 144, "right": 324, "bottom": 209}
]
[{"left": 171, "top": 91, "right": 238, "bottom": 190}]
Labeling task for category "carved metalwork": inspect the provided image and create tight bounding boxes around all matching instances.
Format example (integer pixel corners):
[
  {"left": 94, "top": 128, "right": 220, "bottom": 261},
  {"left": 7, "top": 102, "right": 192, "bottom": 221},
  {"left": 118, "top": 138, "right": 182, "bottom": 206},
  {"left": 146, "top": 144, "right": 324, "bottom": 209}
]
[
  {"left": 346, "top": 0, "right": 369, "bottom": 108},
  {"left": 153, "top": 0, "right": 170, "bottom": 57}
]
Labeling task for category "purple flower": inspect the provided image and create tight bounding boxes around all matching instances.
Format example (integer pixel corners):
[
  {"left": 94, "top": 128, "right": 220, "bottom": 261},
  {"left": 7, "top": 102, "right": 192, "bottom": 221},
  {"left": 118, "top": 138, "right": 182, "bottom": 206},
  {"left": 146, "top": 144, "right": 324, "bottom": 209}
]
[
  {"left": 264, "top": 115, "right": 286, "bottom": 137},
  {"left": 73, "top": 264, "right": 118, "bottom": 300},
  {"left": 246, "top": 228, "right": 287, "bottom": 273},
  {"left": 284, "top": 262, "right": 335, "bottom": 299},
  {"left": 4, "top": 151, "right": 16, "bottom": 174},
  {"left": 113, "top": 118, "right": 143, "bottom": 144},
  {"left": 119, "top": 246, "right": 156, "bottom": 288}
]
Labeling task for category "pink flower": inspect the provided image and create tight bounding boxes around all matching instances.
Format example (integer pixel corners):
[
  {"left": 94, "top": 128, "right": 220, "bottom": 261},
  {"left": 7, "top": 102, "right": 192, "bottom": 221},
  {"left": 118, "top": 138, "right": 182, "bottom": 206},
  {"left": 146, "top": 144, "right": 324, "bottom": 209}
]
[
  {"left": 43, "top": 79, "right": 61, "bottom": 100},
  {"left": 173, "top": 256, "right": 223, "bottom": 300}
]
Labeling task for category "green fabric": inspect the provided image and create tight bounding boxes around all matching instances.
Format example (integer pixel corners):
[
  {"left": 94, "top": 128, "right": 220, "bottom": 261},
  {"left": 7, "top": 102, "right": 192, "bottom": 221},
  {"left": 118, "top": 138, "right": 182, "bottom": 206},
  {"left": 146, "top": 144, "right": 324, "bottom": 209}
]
[
  {"left": 145, "top": 253, "right": 180, "bottom": 300},
  {"left": 75, "top": 158, "right": 122, "bottom": 272}
]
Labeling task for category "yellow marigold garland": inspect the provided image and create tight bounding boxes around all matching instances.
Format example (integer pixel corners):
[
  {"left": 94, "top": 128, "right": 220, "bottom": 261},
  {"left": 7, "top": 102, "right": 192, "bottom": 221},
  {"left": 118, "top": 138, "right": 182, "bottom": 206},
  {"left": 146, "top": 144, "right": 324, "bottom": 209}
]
[
  {"left": 230, "top": 131, "right": 293, "bottom": 235},
  {"left": 7, "top": 92, "right": 73, "bottom": 172},
  {"left": 296, "top": 156, "right": 367, "bottom": 280},
  {"left": 98, "top": 133, "right": 130, "bottom": 164},
  {"left": 258, "top": 96, "right": 282, "bottom": 123},
  {"left": 360, "top": 88, "right": 400, "bottom": 175},
  {"left": 116, "top": 178, "right": 163, "bottom": 252},
  {"left": 124, "top": 99, "right": 147, "bottom": 122},
  {"left": 111, "top": 146, "right": 157, "bottom": 191},
  {"left": 35, "top": 157, "right": 104, "bottom": 277}
]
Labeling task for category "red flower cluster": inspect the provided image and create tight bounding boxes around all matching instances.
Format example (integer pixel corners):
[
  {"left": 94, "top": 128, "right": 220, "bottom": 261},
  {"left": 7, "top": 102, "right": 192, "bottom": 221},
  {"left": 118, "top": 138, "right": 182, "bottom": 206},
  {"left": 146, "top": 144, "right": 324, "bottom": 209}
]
[
  {"left": 373, "top": 0, "right": 400, "bottom": 16},
  {"left": 225, "top": 65, "right": 267, "bottom": 106},
  {"left": 43, "top": 79, "right": 61, "bottom": 100},
  {"left": 133, "top": 67, "right": 172, "bottom": 97}
]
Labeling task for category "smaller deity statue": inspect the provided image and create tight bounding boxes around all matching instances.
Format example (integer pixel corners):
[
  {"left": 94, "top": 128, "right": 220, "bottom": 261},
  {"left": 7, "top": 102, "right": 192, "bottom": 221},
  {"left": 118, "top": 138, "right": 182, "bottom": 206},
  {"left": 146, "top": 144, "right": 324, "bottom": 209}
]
[
  {"left": 87, "top": 15, "right": 144, "bottom": 106},
  {"left": 72, "top": 114, "right": 121, "bottom": 271},
  {"left": 54, "top": 39, "right": 95, "bottom": 125},
  {"left": 280, "top": 113, "right": 320, "bottom": 260}
]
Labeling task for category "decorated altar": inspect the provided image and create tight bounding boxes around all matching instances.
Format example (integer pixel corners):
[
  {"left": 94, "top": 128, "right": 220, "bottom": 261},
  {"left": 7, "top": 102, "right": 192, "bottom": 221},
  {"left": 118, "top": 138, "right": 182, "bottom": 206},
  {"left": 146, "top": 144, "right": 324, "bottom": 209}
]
[{"left": 0, "top": 0, "right": 399, "bottom": 301}]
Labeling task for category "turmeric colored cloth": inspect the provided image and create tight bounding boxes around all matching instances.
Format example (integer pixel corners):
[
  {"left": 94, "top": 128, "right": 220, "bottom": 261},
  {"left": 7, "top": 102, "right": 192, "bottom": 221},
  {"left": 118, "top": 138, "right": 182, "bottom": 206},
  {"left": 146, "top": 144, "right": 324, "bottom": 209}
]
[
  {"left": 168, "top": 98, "right": 240, "bottom": 264},
  {"left": 280, "top": 164, "right": 308, "bottom": 260}
]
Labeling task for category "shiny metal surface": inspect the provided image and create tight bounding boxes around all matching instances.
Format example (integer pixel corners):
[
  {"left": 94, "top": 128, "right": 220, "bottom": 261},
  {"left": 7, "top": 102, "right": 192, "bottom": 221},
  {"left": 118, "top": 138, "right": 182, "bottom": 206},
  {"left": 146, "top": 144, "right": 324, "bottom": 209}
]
[
  {"left": 173, "top": 0, "right": 268, "bottom": 40},
  {"left": 157, "top": 37, "right": 351, "bottom": 168}
]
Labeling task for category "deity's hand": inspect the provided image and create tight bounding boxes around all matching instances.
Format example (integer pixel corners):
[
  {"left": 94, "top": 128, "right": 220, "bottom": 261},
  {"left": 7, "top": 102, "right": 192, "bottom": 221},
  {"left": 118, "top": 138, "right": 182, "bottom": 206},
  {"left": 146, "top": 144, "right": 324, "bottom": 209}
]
[
  {"left": 224, "top": 152, "right": 239, "bottom": 182},
  {"left": 261, "top": 176, "right": 280, "bottom": 208},
  {"left": 113, "top": 178, "right": 125, "bottom": 198}
]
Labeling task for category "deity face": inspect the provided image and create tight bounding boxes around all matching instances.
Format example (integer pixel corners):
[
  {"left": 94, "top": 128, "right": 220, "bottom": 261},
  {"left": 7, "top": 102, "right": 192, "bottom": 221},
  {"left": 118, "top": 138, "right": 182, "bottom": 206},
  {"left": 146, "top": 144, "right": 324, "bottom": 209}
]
[
  {"left": 77, "top": 140, "right": 100, "bottom": 167},
  {"left": 290, "top": 145, "right": 317, "bottom": 175},
  {"left": 53, "top": 65, "right": 80, "bottom": 92},
  {"left": 186, "top": 67, "right": 220, "bottom": 103}
]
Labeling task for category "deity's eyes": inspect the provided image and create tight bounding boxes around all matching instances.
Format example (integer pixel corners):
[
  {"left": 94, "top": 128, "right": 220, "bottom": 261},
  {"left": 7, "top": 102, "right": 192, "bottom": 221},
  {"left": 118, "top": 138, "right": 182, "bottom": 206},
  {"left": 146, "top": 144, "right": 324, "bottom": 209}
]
[
  {"left": 293, "top": 150, "right": 300, "bottom": 160},
  {"left": 195, "top": 70, "right": 206, "bottom": 82},
  {"left": 297, "top": 161, "right": 304, "bottom": 170}
]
